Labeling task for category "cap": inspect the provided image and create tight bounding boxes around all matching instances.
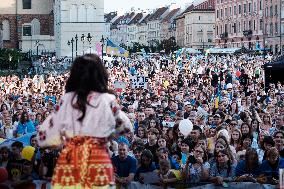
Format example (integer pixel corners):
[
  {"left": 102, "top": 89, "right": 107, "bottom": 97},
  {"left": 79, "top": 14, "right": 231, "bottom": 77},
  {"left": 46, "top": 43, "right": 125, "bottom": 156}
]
[
  {"left": 213, "top": 114, "right": 221, "bottom": 118},
  {"left": 226, "top": 83, "right": 233, "bottom": 89}
]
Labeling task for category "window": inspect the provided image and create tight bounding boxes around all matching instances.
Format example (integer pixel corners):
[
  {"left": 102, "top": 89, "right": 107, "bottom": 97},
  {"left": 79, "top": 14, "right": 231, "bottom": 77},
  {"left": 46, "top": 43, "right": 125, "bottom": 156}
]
[
  {"left": 260, "top": 0, "right": 262, "bottom": 10},
  {"left": 225, "top": 8, "right": 228, "bottom": 16},
  {"left": 234, "top": 6, "right": 237, "bottom": 15},
  {"left": 239, "top": 5, "right": 242, "bottom": 14},
  {"left": 217, "top": 10, "right": 219, "bottom": 18},
  {"left": 244, "top": 4, "right": 247, "bottom": 13},
  {"left": 23, "top": 25, "right": 32, "bottom": 36},
  {"left": 22, "top": 0, "right": 31, "bottom": 9},
  {"left": 243, "top": 21, "right": 246, "bottom": 30},
  {"left": 249, "top": 21, "right": 252, "bottom": 30},
  {"left": 238, "top": 22, "right": 241, "bottom": 32},
  {"left": 199, "top": 16, "right": 201, "bottom": 20},
  {"left": 275, "top": 5, "right": 278, "bottom": 16},
  {"left": 260, "top": 20, "right": 263, "bottom": 30},
  {"left": 270, "top": 6, "right": 273, "bottom": 17},
  {"left": 233, "top": 23, "right": 236, "bottom": 33},
  {"left": 249, "top": 3, "right": 251, "bottom": 13},
  {"left": 221, "top": 9, "right": 223, "bottom": 17},
  {"left": 253, "top": 20, "right": 256, "bottom": 30},
  {"left": 31, "top": 18, "right": 40, "bottom": 35},
  {"left": 230, "top": 7, "right": 232, "bottom": 15},
  {"left": 275, "top": 23, "right": 278, "bottom": 34},
  {"left": 2, "top": 20, "right": 10, "bottom": 40},
  {"left": 270, "top": 23, "right": 273, "bottom": 35},
  {"left": 254, "top": 2, "right": 257, "bottom": 12}
]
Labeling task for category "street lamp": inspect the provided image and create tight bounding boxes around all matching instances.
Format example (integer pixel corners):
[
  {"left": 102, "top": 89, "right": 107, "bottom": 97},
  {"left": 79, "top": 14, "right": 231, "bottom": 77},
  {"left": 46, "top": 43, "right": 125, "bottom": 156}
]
[
  {"left": 87, "top": 33, "right": 92, "bottom": 53},
  {"left": 35, "top": 40, "right": 40, "bottom": 56},
  {"left": 81, "top": 34, "right": 86, "bottom": 55},
  {"left": 68, "top": 37, "right": 74, "bottom": 62},
  {"left": 100, "top": 35, "right": 105, "bottom": 61},
  {"left": 75, "top": 34, "right": 78, "bottom": 57}
]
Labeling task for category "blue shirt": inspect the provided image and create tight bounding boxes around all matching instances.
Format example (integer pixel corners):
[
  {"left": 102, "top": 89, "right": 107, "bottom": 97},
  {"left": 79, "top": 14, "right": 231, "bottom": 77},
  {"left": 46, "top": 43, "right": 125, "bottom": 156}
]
[
  {"left": 259, "top": 158, "right": 284, "bottom": 178},
  {"left": 112, "top": 155, "right": 137, "bottom": 177},
  {"left": 16, "top": 120, "right": 36, "bottom": 136},
  {"left": 235, "top": 160, "right": 261, "bottom": 177}
]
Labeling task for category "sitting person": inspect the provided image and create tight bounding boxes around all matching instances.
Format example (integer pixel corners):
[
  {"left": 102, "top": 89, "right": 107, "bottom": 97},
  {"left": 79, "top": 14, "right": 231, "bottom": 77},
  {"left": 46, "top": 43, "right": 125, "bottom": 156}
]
[
  {"left": 209, "top": 149, "right": 236, "bottom": 185},
  {"left": 235, "top": 148, "right": 260, "bottom": 182},
  {"left": 258, "top": 147, "right": 284, "bottom": 184}
]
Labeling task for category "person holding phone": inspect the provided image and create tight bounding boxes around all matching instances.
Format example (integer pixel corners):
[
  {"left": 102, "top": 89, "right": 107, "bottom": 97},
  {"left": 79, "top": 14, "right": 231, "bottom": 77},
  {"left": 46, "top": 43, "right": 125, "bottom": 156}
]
[{"left": 182, "top": 146, "right": 210, "bottom": 183}]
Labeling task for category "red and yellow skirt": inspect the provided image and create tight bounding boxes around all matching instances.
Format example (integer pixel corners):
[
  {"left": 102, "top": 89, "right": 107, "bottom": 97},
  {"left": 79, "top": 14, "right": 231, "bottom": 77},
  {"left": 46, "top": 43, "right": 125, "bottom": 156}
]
[{"left": 52, "top": 136, "right": 115, "bottom": 189}]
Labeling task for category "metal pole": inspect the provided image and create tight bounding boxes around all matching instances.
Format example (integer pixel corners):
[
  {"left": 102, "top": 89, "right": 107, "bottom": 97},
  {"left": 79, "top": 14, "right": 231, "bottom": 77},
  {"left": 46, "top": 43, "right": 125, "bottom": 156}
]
[
  {"left": 280, "top": 0, "right": 282, "bottom": 54},
  {"left": 71, "top": 42, "right": 74, "bottom": 62},
  {"left": 75, "top": 34, "right": 78, "bottom": 56}
]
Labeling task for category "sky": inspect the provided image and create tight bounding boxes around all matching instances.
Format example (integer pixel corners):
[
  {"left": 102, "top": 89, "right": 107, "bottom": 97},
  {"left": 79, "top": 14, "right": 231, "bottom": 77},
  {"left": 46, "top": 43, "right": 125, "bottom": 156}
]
[{"left": 104, "top": 0, "right": 194, "bottom": 13}]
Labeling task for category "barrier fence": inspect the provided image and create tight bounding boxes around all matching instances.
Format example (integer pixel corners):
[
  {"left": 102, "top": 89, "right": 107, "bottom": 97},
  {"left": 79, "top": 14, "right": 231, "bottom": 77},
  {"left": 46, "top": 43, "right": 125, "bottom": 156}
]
[{"left": 0, "top": 181, "right": 277, "bottom": 189}]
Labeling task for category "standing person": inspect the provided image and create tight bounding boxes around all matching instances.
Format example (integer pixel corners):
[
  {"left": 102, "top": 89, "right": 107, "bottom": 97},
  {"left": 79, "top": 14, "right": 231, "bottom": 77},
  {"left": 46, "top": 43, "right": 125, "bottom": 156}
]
[{"left": 36, "top": 54, "right": 132, "bottom": 188}]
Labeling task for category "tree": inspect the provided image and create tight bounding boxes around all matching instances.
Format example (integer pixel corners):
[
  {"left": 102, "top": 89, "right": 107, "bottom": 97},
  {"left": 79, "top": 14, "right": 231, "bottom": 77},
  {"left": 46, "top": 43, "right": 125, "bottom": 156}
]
[
  {"left": 0, "top": 48, "right": 22, "bottom": 70},
  {"left": 160, "top": 37, "right": 179, "bottom": 54}
]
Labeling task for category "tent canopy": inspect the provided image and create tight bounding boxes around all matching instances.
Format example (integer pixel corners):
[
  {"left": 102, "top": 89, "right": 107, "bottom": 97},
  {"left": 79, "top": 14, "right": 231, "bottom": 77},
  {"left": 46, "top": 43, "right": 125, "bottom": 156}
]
[{"left": 206, "top": 48, "right": 241, "bottom": 54}]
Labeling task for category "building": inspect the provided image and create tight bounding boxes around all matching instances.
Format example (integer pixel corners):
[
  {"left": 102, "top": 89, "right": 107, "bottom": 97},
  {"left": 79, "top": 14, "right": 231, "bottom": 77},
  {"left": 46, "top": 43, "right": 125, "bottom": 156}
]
[
  {"left": 54, "top": 0, "right": 104, "bottom": 57},
  {"left": 263, "top": 0, "right": 284, "bottom": 54},
  {"left": 127, "top": 12, "right": 144, "bottom": 45},
  {"left": 215, "top": 0, "right": 264, "bottom": 50},
  {"left": 184, "top": 0, "right": 215, "bottom": 51},
  {"left": 104, "top": 12, "right": 117, "bottom": 39},
  {"left": 146, "top": 7, "right": 169, "bottom": 46},
  {"left": 160, "top": 8, "right": 180, "bottom": 41},
  {"left": 0, "top": 0, "right": 104, "bottom": 57},
  {"left": 175, "top": 5, "right": 194, "bottom": 48},
  {"left": 137, "top": 14, "right": 151, "bottom": 46},
  {"left": 0, "top": 0, "right": 54, "bottom": 54}
]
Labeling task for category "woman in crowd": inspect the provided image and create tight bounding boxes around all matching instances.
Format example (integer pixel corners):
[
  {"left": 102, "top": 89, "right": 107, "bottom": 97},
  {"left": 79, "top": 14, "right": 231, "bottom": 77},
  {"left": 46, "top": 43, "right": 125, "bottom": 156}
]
[
  {"left": 16, "top": 112, "right": 36, "bottom": 137},
  {"left": 182, "top": 146, "right": 210, "bottom": 183},
  {"left": 209, "top": 149, "right": 236, "bottom": 185},
  {"left": 36, "top": 54, "right": 132, "bottom": 188}
]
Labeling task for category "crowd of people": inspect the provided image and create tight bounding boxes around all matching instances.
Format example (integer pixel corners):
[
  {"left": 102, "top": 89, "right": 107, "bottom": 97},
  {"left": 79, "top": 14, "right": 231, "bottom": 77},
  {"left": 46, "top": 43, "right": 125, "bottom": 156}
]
[{"left": 0, "top": 52, "right": 284, "bottom": 188}]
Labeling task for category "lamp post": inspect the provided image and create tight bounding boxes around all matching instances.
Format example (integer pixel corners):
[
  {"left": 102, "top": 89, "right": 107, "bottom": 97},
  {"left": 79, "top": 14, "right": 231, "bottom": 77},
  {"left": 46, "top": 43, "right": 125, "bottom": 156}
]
[
  {"left": 100, "top": 35, "right": 105, "bottom": 61},
  {"left": 0, "top": 23, "right": 3, "bottom": 49},
  {"left": 75, "top": 34, "right": 78, "bottom": 57},
  {"left": 67, "top": 37, "right": 74, "bottom": 62},
  {"left": 81, "top": 34, "right": 86, "bottom": 55},
  {"left": 87, "top": 33, "right": 92, "bottom": 54},
  {"left": 35, "top": 40, "right": 39, "bottom": 56},
  {"left": 280, "top": 0, "right": 282, "bottom": 55}
]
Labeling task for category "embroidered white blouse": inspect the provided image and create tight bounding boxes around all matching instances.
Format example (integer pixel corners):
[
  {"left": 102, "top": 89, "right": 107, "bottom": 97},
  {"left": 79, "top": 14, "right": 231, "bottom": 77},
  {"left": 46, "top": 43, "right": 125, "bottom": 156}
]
[{"left": 37, "top": 92, "right": 132, "bottom": 147}]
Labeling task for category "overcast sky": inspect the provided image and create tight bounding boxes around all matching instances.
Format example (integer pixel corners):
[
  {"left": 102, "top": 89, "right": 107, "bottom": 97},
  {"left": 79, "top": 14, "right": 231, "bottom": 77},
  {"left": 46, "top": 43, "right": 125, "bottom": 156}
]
[{"left": 104, "top": 0, "right": 193, "bottom": 13}]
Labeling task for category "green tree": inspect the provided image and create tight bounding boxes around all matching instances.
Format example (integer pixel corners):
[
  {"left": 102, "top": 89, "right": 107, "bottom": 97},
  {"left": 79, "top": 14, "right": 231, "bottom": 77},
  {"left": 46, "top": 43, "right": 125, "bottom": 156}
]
[
  {"left": 160, "top": 37, "right": 179, "bottom": 54},
  {"left": 0, "top": 48, "right": 22, "bottom": 70}
]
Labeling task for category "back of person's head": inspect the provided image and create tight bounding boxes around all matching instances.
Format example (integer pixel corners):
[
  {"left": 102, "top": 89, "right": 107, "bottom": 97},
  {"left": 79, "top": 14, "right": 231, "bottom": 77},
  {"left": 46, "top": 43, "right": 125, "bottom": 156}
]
[
  {"left": 11, "top": 141, "right": 23, "bottom": 149},
  {"left": 65, "top": 54, "right": 109, "bottom": 121}
]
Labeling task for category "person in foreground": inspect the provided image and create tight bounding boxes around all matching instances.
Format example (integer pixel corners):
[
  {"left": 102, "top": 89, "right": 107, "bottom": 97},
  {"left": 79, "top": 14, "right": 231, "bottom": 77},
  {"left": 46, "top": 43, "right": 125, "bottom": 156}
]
[{"left": 36, "top": 54, "right": 132, "bottom": 188}]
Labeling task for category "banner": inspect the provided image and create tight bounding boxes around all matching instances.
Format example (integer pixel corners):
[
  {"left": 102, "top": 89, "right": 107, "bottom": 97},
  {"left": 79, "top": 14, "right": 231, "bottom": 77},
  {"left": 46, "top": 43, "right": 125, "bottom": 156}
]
[
  {"left": 106, "top": 39, "right": 129, "bottom": 57},
  {"left": 114, "top": 81, "right": 127, "bottom": 92},
  {"left": 129, "top": 76, "right": 149, "bottom": 89}
]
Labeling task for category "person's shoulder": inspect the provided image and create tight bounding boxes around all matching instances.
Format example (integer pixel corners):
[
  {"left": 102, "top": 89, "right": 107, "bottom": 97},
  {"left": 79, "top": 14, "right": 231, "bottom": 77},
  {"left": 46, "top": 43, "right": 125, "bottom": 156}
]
[{"left": 127, "top": 155, "right": 137, "bottom": 162}]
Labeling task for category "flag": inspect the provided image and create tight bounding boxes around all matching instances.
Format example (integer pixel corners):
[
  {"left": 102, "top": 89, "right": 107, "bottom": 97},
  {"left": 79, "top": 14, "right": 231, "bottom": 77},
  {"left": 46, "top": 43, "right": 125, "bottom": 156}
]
[
  {"left": 106, "top": 39, "right": 129, "bottom": 57},
  {"left": 96, "top": 42, "right": 102, "bottom": 56},
  {"left": 141, "top": 48, "right": 147, "bottom": 58}
]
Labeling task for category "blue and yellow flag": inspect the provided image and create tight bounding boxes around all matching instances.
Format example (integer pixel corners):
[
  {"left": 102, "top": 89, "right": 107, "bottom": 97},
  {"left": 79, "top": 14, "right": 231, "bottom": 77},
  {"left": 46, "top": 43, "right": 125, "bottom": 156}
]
[{"left": 106, "top": 39, "right": 129, "bottom": 57}]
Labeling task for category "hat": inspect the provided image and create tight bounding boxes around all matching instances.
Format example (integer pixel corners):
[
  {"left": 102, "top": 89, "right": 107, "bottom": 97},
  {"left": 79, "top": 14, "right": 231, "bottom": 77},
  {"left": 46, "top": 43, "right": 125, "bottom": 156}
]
[
  {"left": 226, "top": 83, "right": 233, "bottom": 89},
  {"left": 21, "top": 146, "right": 35, "bottom": 161},
  {"left": 117, "top": 136, "right": 130, "bottom": 147},
  {"left": 184, "top": 101, "right": 191, "bottom": 106},
  {"left": 213, "top": 114, "right": 221, "bottom": 118}
]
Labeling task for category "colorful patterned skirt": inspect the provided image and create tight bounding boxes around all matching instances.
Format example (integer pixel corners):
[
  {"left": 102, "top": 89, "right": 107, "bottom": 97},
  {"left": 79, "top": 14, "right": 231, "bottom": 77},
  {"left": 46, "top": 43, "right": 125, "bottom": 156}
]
[{"left": 52, "top": 136, "right": 115, "bottom": 189}]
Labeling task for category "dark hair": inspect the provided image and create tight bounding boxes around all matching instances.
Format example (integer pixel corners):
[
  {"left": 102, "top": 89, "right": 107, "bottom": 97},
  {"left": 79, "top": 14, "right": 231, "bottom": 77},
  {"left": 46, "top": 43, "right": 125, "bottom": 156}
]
[
  {"left": 245, "top": 148, "right": 259, "bottom": 172},
  {"left": 261, "top": 136, "right": 275, "bottom": 150},
  {"left": 216, "top": 149, "right": 232, "bottom": 177},
  {"left": 65, "top": 54, "right": 110, "bottom": 121},
  {"left": 141, "top": 149, "right": 154, "bottom": 167},
  {"left": 11, "top": 141, "right": 23, "bottom": 149},
  {"left": 20, "top": 112, "right": 29, "bottom": 124}
]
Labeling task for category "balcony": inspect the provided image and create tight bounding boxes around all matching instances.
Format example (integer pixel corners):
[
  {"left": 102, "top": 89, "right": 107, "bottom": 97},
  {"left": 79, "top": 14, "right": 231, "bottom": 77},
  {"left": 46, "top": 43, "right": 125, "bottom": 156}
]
[
  {"left": 220, "top": 32, "right": 228, "bottom": 39},
  {"left": 243, "top": 30, "right": 253, "bottom": 37}
]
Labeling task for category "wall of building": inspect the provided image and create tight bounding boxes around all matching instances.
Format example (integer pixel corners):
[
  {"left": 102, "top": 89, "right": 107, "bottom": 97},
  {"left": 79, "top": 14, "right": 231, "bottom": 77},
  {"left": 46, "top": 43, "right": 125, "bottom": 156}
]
[{"left": 184, "top": 11, "right": 215, "bottom": 50}]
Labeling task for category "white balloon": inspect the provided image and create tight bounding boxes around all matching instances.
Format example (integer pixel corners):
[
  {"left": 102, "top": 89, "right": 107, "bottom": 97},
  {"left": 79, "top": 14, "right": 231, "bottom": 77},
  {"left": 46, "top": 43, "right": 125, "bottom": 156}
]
[{"left": 179, "top": 119, "right": 193, "bottom": 137}]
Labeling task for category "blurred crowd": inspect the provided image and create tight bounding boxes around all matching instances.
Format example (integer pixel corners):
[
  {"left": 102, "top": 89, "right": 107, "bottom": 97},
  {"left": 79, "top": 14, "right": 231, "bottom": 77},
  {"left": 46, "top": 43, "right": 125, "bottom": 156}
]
[{"left": 1, "top": 53, "right": 284, "bottom": 188}]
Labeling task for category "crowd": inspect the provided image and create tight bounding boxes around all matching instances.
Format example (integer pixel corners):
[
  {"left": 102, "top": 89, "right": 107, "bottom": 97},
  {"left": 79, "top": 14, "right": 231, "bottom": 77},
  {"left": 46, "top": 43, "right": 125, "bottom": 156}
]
[{"left": 0, "top": 52, "right": 284, "bottom": 188}]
